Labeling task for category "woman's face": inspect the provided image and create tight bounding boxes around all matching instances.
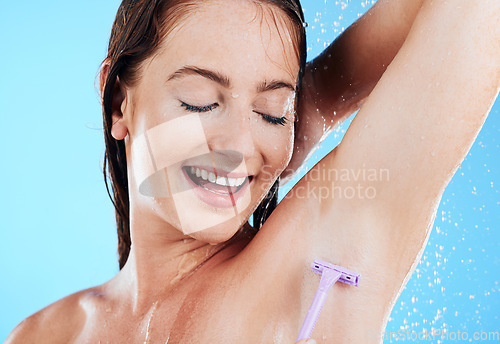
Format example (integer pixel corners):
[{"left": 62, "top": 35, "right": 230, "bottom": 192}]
[{"left": 121, "top": 0, "right": 300, "bottom": 243}]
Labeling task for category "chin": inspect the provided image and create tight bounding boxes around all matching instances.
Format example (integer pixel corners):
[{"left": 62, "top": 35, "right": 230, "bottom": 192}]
[{"left": 185, "top": 214, "right": 248, "bottom": 244}]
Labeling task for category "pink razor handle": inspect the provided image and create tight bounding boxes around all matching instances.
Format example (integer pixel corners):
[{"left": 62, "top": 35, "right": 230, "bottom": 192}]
[{"left": 296, "top": 259, "right": 360, "bottom": 341}]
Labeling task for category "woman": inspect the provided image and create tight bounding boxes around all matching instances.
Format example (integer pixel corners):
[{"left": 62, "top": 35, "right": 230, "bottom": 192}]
[{"left": 6, "top": 0, "right": 498, "bottom": 343}]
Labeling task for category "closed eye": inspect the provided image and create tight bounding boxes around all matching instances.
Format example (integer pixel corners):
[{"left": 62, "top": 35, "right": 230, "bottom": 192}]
[
  {"left": 180, "top": 101, "right": 218, "bottom": 112},
  {"left": 180, "top": 101, "right": 286, "bottom": 126},
  {"left": 254, "top": 111, "right": 288, "bottom": 126}
]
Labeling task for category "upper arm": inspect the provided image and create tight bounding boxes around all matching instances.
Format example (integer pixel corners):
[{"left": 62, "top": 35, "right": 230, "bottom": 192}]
[
  {"left": 326, "top": 0, "right": 499, "bottom": 222},
  {"left": 303, "top": 0, "right": 499, "bottom": 323},
  {"left": 236, "top": 0, "right": 498, "bottom": 340},
  {"left": 311, "top": 0, "right": 499, "bottom": 279}
]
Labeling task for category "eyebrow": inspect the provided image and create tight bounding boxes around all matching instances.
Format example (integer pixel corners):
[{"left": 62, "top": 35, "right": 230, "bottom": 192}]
[{"left": 167, "top": 65, "right": 296, "bottom": 93}]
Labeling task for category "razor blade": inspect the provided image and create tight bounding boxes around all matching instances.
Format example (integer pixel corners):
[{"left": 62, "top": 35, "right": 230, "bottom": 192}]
[{"left": 311, "top": 259, "right": 360, "bottom": 287}]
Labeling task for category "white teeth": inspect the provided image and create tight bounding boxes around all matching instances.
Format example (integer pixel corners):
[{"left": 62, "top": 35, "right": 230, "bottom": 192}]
[
  {"left": 208, "top": 172, "right": 216, "bottom": 183},
  {"left": 189, "top": 167, "right": 247, "bottom": 187},
  {"left": 216, "top": 176, "right": 227, "bottom": 186}
]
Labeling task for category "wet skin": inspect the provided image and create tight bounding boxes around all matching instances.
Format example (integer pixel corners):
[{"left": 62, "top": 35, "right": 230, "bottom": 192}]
[{"left": 6, "top": 0, "right": 500, "bottom": 343}]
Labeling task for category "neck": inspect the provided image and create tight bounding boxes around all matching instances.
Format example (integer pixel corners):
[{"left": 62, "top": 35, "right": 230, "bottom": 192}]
[{"left": 109, "top": 207, "right": 255, "bottom": 314}]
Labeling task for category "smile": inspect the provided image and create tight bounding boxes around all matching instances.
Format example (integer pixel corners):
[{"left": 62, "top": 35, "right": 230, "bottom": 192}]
[
  {"left": 181, "top": 166, "right": 253, "bottom": 208},
  {"left": 188, "top": 166, "right": 247, "bottom": 189}
]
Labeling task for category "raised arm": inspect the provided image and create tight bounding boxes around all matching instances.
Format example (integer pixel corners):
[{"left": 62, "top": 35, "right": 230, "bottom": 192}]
[
  {"left": 282, "top": 0, "right": 426, "bottom": 182},
  {"left": 295, "top": 0, "right": 498, "bottom": 337},
  {"left": 238, "top": 0, "right": 498, "bottom": 341}
]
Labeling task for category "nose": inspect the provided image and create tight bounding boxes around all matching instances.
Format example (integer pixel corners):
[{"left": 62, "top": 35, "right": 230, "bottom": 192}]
[{"left": 207, "top": 108, "right": 256, "bottom": 163}]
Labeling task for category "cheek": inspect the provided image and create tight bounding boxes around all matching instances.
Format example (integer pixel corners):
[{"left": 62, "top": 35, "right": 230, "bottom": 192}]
[
  {"left": 130, "top": 113, "right": 209, "bottom": 199},
  {"left": 284, "top": 123, "right": 295, "bottom": 166},
  {"left": 258, "top": 124, "right": 294, "bottom": 179},
  {"left": 128, "top": 77, "right": 188, "bottom": 136}
]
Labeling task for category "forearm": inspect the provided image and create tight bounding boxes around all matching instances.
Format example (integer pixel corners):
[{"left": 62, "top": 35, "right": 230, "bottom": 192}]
[
  {"left": 306, "top": 0, "right": 426, "bottom": 118},
  {"left": 282, "top": 0, "right": 427, "bottom": 183}
]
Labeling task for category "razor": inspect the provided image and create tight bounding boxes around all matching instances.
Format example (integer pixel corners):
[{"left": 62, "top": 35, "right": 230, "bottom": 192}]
[{"left": 296, "top": 259, "right": 361, "bottom": 341}]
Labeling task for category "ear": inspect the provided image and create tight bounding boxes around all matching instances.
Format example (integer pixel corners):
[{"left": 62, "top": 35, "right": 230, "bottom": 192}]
[{"left": 100, "top": 59, "right": 129, "bottom": 141}]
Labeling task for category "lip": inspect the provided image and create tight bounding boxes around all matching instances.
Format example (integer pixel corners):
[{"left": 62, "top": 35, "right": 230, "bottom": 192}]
[{"left": 181, "top": 166, "right": 252, "bottom": 209}]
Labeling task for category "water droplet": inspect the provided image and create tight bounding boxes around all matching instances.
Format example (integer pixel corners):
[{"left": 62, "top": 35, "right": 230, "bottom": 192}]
[{"left": 232, "top": 93, "right": 239, "bottom": 99}]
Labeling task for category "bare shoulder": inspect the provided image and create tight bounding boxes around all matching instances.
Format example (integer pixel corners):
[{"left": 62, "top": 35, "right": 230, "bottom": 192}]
[{"left": 5, "top": 287, "right": 96, "bottom": 344}]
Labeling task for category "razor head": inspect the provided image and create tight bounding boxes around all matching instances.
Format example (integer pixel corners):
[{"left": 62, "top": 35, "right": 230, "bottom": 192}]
[{"left": 311, "top": 259, "right": 360, "bottom": 287}]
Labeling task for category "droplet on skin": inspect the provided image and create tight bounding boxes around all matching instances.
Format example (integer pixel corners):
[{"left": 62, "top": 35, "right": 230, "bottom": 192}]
[{"left": 232, "top": 93, "right": 239, "bottom": 99}]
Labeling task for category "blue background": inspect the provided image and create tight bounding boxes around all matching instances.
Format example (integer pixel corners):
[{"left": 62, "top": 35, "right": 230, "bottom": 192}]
[{"left": 1, "top": 1, "right": 498, "bottom": 342}]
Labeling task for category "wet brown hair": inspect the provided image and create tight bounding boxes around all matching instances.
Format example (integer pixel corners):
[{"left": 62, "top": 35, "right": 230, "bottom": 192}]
[{"left": 101, "top": 0, "right": 307, "bottom": 269}]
